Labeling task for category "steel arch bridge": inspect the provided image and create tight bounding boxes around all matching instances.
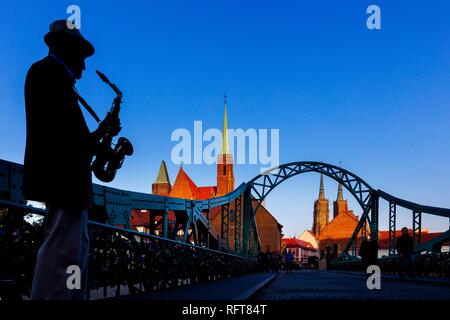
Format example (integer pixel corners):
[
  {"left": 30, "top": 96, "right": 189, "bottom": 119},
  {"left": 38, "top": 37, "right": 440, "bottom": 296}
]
[
  {"left": 1, "top": 159, "right": 450, "bottom": 260},
  {"left": 246, "top": 161, "right": 450, "bottom": 260}
]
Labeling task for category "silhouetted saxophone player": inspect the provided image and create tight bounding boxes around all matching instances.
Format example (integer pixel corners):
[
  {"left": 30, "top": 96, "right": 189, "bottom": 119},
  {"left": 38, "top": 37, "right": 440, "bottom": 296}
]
[{"left": 23, "top": 20, "right": 124, "bottom": 300}]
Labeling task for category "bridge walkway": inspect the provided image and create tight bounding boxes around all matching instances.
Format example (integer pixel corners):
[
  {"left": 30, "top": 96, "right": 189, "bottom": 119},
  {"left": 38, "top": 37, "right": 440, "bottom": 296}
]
[
  {"left": 111, "top": 272, "right": 277, "bottom": 300},
  {"left": 253, "top": 270, "right": 450, "bottom": 300}
]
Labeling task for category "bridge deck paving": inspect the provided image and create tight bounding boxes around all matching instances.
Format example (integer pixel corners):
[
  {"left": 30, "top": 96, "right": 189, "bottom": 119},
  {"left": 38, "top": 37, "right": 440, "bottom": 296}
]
[
  {"left": 253, "top": 270, "right": 450, "bottom": 300},
  {"left": 114, "top": 272, "right": 277, "bottom": 300}
]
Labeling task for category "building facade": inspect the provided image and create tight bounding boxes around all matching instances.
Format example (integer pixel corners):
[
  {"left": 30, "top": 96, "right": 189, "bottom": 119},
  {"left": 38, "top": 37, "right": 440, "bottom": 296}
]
[
  {"left": 282, "top": 237, "right": 318, "bottom": 267},
  {"left": 306, "top": 175, "right": 446, "bottom": 257},
  {"left": 308, "top": 174, "right": 362, "bottom": 255},
  {"left": 297, "top": 230, "right": 319, "bottom": 250},
  {"left": 312, "top": 174, "right": 329, "bottom": 236}
]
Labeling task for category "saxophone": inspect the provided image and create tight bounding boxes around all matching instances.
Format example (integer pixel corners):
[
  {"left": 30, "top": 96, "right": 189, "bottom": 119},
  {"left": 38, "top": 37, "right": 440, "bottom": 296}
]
[{"left": 91, "top": 70, "right": 133, "bottom": 183}]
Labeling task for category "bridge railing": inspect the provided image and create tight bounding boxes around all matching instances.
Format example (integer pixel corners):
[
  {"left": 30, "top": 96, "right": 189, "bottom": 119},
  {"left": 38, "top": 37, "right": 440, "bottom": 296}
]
[
  {"left": 0, "top": 159, "right": 257, "bottom": 256},
  {"left": 0, "top": 204, "right": 257, "bottom": 300},
  {"left": 86, "top": 221, "right": 257, "bottom": 299},
  {"left": 329, "top": 252, "right": 450, "bottom": 277}
]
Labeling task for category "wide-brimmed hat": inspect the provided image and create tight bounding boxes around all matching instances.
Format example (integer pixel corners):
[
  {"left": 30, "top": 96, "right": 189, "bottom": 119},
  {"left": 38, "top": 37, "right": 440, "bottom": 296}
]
[{"left": 44, "top": 19, "right": 95, "bottom": 57}]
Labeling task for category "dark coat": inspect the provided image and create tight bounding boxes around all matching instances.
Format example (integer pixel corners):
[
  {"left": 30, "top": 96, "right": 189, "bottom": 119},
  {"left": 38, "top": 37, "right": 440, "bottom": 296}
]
[
  {"left": 23, "top": 56, "right": 95, "bottom": 210},
  {"left": 396, "top": 234, "right": 414, "bottom": 255},
  {"left": 360, "top": 239, "right": 378, "bottom": 265}
]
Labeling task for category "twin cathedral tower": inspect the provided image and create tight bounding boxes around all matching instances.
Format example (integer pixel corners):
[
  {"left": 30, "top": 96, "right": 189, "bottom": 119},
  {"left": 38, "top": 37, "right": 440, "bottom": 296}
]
[{"left": 312, "top": 174, "right": 352, "bottom": 236}]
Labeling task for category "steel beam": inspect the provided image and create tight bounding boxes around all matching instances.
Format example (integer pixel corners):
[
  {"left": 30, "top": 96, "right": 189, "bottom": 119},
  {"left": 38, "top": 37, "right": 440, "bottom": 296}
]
[
  {"left": 370, "top": 192, "right": 379, "bottom": 240},
  {"left": 234, "top": 195, "right": 242, "bottom": 254},
  {"left": 149, "top": 212, "right": 156, "bottom": 235},
  {"left": 249, "top": 221, "right": 254, "bottom": 258},
  {"left": 388, "top": 202, "right": 396, "bottom": 255},
  {"left": 206, "top": 209, "right": 211, "bottom": 248},
  {"left": 413, "top": 210, "right": 422, "bottom": 246},
  {"left": 253, "top": 224, "right": 258, "bottom": 258},
  {"left": 192, "top": 221, "right": 199, "bottom": 246},
  {"left": 242, "top": 187, "right": 253, "bottom": 257},
  {"left": 221, "top": 203, "right": 230, "bottom": 249},
  {"left": 341, "top": 200, "right": 372, "bottom": 256},
  {"left": 361, "top": 217, "right": 367, "bottom": 240},
  {"left": 163, "top": 208, "right": 169, "bottom": 238},
  {"left": 182, "top": 219, "right": 190, "bottom": 243}
]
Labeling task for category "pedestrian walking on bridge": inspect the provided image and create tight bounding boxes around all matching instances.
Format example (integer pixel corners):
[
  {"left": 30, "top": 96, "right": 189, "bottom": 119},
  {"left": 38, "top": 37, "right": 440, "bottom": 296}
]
[
  {"left": 285, "top": 251, "right": 294, "bottom": 274},
  {"left": 359, "top": 231, "right": 378, "bottom": 273},
  {"left": 396, "top": 227, "right": 415, "bottom": 279}
]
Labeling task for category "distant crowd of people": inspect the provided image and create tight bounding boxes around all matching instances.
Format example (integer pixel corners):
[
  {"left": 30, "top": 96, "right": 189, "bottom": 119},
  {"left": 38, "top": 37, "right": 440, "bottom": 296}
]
[
  {"left": 256, "top": 247, "right": 283, "bottom": 273},
  {"left": 255, "top": 246, "right": 316, "bottom": 274}
]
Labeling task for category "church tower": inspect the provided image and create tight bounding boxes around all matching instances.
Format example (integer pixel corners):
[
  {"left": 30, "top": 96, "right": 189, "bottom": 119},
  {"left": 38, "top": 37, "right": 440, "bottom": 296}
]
[
  {"left": 312, "top": 174, "right": 330, "bottom": 235},
  {"left": 216, "top": 94, "right": 235, "bottom": 197},
  {"left": 333, "top": 179, "right": 348, "bottom": 218},
  {"left": 152, "top": 160, "right": 172, "bottom": 196}
]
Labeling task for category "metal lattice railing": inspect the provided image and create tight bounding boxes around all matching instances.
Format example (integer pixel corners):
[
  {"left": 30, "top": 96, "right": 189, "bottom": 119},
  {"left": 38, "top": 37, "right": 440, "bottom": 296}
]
[{"left": 0, "top": 206, "right": 257, "bottom": 300}]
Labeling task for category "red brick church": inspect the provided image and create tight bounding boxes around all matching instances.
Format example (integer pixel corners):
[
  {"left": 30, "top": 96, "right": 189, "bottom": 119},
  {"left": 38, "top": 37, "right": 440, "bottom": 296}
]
[{"left": 131, "top": 96, "right": 283, "bottom": 253}]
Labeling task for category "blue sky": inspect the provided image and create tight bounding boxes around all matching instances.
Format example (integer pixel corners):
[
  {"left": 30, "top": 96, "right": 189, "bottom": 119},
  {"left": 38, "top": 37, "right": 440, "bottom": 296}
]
[{"left": 0, "top": 0, "right": 449, "bottom": 236}]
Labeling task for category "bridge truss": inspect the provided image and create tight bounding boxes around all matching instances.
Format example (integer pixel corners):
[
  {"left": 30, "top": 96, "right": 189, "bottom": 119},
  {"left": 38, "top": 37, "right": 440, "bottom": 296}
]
[
  {"left": 0, "top": 159, "right": 259, "bottom": 257},
  {"left": 246, "top": 161, "right": 450, "bottom": 260},
  {"left": 1, "top": 159, "right": 450, "bottom": 260}
]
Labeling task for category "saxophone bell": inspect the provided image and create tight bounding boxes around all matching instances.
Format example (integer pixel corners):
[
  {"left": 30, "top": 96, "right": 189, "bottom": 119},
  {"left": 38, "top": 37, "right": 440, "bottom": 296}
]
[{"left": 91, "top": 70, "right": 133, "bottom": 183}]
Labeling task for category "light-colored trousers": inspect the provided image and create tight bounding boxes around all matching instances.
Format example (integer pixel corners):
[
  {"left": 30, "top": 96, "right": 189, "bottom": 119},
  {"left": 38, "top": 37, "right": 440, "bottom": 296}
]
[{"left": 31, "top": 207, "right": 90, "bottom": 300}]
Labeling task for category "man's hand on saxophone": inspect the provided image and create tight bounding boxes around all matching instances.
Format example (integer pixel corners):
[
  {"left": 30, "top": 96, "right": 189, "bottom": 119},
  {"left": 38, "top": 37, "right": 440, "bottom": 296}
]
[
  {"left": 102, "top": 112, "right": 122, "bottom": 136},
  {"left": 92, "top": 112, "right": 121, "bottom": 141}
]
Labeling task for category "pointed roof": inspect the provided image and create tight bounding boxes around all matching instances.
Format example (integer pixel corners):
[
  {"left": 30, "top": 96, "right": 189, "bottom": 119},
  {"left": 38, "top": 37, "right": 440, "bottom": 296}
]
[
  {"left": 337, "top": 181, "right": 344, "bottom": 201},
  {"left": 282, "top": 238, "right": 317, "bottom": 251},
  {"left": 336, "top": 164, "right": 344, "bottom": 201},
  {"left": 221, "top": 93, "right": 229, "bottom": 155},
  {"left": 300, "top": 229, "right": 317, "bottom": 238},
  {"left": 169, "top": 166, "right": 216, "bottom": 200},
  {"left": 169, "top": 166, "right": 197, "bottom": 199},
  {"left": 154, "top": 160, "right": 171, "bottom": 185},
  {"left": 297, "top": 230, "right": 319, "bottom": 249},
  {"left": 319, "top": 174, "right": 325, "bottom": 199}
]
